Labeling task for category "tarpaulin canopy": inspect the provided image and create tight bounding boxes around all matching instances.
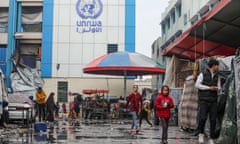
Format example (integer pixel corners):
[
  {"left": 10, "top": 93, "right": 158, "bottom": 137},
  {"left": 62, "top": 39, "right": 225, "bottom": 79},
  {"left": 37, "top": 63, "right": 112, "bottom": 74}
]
[{"left": 162, "top": 0, "right": 240, "bottom": 60}]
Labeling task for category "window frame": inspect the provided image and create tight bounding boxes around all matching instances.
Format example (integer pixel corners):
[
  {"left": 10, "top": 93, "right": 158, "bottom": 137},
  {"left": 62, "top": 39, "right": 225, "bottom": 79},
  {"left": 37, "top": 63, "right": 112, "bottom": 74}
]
[{"left": 107, "top": 44, "right": 118, "bottom": 53}]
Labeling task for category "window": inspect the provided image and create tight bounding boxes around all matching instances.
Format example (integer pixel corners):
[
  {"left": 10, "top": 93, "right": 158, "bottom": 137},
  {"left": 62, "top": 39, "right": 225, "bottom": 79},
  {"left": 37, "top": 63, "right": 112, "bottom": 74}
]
[
  {"left": 157, "top": 48, "right": 159, "bottom": 58},
  {"left": 22, "top": 6, "right": 42, "bottom": 32},
  {"left": 57, "top": 81, "right": 68, "bottom": 103},
  {"left": 20, "top": 44, "right": 41, "bottom": 68},
  {"left": 167, "top": 18, "right": 170, "bottom": 29},
  {"left": 172, "top": 11, "right": 175, "bottom": 24},
  {"left": 178, "top": 4, "right": 181, "bottom": 17},
  {"left": 0, "top": 8, "right": 8, "bottom": 32},
  {"left": 184, "top": 13, "right": 187, "bottom": 25},
  {"left": 15, "top": 40, "right": 41, "bottom": 68},
  {"left": 152, "top": 46, "right": 154, "bottom": 55},
  {"left": 162, "top": 75, "right": 165, "bottom": 83},
  {"left": 162, "top": 56, "right": 166, "bottom": 64},
  {"left": 107, "top": 44, "right": 118, "bottom": 53},
  {"left": 162, "top": 23, "right": 166, "bottom": 35}
]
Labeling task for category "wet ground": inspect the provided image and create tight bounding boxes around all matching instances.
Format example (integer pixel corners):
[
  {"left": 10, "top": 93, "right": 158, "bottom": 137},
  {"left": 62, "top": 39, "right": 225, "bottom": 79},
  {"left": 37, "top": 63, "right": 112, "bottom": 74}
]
[{"left": 0, "top": 118, "right": 203, "bottom": 144}]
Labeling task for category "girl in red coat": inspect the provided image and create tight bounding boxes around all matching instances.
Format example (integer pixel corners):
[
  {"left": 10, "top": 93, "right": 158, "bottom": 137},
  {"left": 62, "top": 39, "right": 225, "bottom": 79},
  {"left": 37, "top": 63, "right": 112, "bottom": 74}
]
[{"left": 154, "top": 85, "right": 174, "bottom": 144}]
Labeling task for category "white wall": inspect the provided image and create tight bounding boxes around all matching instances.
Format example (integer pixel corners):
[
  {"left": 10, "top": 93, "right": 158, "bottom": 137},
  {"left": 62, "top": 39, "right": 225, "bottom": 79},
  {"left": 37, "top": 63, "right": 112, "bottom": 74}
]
[
  {"left": 52, "top": 0, "right": 126, "bottom": 77},
  {"left": 43, "top": 77, "right": 134, "bottom": 100}
]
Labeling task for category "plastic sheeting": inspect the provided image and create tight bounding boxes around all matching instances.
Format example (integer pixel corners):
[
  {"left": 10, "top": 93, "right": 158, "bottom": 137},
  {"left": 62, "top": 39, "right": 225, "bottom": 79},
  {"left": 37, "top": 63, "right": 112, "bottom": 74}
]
[
  {"left": 217, "top": 72, "right": 237, "bottom": 144},
  {"left": 10, "top": 62, "right": 44, "bottom": 93},
  {"left": 216, "top": 55, "right": 240, "bottom": 144},
  {"left": 233, "top": 56, "right": 240, "bottom": 144},
  {"left": 198, "top": 57, "right": 231, "bottom": 73},
  {"left": 22, "top": 7, "right": 42, "bottom": 24},
  {"left": 0, "top": 69, "right": 8, "bottom": 114},
  {"left": 163, "top": 56, "right": 232, "bottom": 88},
  {"left": 163, "top": 56, "right": 178, "bottom": 87},
  {"left": 163, "top": 55, "right": 194, "bottom": 87},
  {"left": 0, "top": 8, "right": 8, "bottom": 32}
]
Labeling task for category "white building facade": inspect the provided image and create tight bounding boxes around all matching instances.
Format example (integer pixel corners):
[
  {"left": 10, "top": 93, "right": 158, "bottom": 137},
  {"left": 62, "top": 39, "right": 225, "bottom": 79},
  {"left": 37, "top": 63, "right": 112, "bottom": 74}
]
[
  {"left": 160, "top": 0, "right": 218, "bottom": 45},
  {"left": 0, "top": 0, "right": 136, "bottom": 101}
]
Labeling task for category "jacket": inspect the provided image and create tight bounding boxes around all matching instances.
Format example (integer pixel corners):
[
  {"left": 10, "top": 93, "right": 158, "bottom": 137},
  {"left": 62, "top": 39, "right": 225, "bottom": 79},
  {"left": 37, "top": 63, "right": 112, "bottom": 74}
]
[
  {"left": 154, "top": 94, "right": 174, "bottom": 118},
  {"left": 36, "top": 90, "right": 47, "bottom": 104},
  {"left": 198, "top": 69, "right": 218, "bottom": 102},
  {"left": 125, "top": 92, "right": 142, "bottom": 112}
]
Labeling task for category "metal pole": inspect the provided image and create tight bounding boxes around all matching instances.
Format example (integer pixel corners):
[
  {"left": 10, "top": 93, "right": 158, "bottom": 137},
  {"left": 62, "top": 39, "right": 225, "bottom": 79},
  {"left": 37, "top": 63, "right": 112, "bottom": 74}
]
[{"left": 124, "top": 71, "right": 127, "bottom": 100}]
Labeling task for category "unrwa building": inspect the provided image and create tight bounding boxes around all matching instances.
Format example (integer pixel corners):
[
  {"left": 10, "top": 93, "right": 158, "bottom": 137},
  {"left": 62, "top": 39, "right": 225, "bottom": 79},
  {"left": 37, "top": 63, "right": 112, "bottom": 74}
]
[{"left": 0, "top": 0, "right": 136, "bottom": 101}]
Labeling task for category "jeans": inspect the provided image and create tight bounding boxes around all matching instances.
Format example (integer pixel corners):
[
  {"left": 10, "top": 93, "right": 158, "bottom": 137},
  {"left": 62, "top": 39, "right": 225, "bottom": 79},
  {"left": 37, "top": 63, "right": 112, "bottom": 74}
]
[{"left": 131, "top": 112, "right": 138, "bottom": 130}]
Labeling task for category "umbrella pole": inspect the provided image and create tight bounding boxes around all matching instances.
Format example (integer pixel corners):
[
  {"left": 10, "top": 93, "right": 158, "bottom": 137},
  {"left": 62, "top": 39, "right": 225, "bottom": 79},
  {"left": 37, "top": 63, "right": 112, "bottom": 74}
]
[{"left": 124, "top": 71, "right": 127, "bottom": 100}]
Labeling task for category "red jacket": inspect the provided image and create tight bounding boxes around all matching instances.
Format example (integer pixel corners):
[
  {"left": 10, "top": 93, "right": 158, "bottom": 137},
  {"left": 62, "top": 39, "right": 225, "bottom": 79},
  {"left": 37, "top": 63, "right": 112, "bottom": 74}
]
[
  {"left": 125, "top": 92, "right": 142, "bottom": 112},
  {"left": 154, "top": 94, "right": 174, "bottom": 118}
]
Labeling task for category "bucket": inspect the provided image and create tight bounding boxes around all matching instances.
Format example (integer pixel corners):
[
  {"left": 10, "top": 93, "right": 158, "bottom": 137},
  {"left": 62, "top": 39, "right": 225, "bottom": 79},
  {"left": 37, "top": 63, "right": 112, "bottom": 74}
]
[{"left": 34, "top": 122, "right": 47, "bottom": 132}]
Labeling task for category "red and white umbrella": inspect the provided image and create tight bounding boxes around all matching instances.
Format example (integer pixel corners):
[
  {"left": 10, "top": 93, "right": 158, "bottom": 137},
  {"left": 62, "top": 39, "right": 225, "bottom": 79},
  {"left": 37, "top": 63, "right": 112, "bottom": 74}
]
[{"left": 83, "top": 51, "right": 165, "bottom": 98}]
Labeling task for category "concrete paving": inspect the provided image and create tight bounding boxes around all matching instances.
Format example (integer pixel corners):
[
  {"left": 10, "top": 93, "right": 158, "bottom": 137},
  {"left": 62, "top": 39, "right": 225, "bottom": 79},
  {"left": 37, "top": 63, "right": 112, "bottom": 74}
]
[{"left": 0, "top": 118, "right": 208, "bottom": 144}]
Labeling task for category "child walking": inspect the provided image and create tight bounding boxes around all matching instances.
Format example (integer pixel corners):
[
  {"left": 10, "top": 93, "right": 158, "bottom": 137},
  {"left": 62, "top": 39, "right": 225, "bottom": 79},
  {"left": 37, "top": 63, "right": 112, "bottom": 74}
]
[
  {"left": 154, "top": 85, "right": 174, "bottom": 144},
  {"left": 124, "top": 85, "right": 142, "bottom": 134}
]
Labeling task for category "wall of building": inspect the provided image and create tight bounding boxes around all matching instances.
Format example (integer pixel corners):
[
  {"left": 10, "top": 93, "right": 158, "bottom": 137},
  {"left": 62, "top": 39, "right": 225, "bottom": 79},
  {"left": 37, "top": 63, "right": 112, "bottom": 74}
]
[
  {"left": 51, "top": 1, "right": 123, "bottom": 77},
  {"left": 0, "top": 1, "right": 8, "bottom": 7},
  {"left": 43, "top": 77, "right": 134, "bottom": 99},
  {"left": 151, "top": 37, "right": 164, "bottom": 89},
  {"left": 40, "top": 0, "right": 136, "bottom": 78},
  {"left": 157, "top": 0, "right": 215, "bottom": 88},
  {"left": 41, "top": 0, "right": 136, "bottom": 101},
  {"left": 0, "top": 0, "right": 137, "bottom": 102},
  {"left": 160, "top": 0, "right": 212, "bottom": 44}
]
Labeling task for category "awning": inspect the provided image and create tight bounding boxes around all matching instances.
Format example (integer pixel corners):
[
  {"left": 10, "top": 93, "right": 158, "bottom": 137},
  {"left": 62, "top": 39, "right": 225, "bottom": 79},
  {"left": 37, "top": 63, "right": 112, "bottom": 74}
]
[{"left": 162, "top": 0, "right": 240, "bottom": 60}]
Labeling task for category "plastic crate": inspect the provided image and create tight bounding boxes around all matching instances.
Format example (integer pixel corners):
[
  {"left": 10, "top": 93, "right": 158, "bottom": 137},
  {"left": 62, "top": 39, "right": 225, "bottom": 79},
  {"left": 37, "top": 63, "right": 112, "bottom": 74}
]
[{"left": 34, "top": 122, "right": 47, "bottom": 132}]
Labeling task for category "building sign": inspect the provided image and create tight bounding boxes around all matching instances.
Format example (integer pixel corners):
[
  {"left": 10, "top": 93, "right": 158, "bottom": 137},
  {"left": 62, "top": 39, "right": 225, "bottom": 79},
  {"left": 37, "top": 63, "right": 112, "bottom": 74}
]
[{"left": 76, "top": 0, "right": 103, "bottom": 33}]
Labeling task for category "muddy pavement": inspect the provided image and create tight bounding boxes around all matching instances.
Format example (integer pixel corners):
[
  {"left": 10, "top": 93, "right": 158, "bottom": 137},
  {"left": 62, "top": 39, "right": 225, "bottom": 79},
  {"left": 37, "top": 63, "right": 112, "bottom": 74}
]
[{"left": 0, "top": 118, "right": 200, "bottom": 144}]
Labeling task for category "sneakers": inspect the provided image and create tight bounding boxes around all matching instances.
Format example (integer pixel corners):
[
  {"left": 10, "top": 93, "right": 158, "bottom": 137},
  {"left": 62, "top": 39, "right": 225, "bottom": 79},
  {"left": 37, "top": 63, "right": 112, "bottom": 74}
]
[
  {"left": 209, "top": 139, "right": 215, "bottom": 144},
  {"left": 198, "top": 133, "right": 204, "bottom": 143},
  {"left": 130, "top": 129, "right": 136, "bottom": 135}
]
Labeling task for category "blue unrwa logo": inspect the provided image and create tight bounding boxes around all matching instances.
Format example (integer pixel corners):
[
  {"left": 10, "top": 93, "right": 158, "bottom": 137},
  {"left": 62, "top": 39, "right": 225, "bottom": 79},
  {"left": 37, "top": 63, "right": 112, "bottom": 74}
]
[{"left": 76, "top": 0, "right": 103, "bottom": 19}]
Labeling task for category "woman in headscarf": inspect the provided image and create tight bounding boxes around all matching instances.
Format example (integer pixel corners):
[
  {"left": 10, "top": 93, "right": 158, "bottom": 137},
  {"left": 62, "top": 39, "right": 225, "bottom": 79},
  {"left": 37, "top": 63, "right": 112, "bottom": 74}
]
[{"left": 46, "top": 92, "right": 57, "bottom": 127}]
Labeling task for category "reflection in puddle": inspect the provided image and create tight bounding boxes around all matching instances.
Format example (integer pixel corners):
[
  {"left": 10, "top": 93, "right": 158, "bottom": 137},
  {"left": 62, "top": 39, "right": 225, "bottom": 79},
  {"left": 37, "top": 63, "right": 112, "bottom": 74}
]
[
  {"left": 34, "top": 133, "right": 47, "bottom": 142},
  {"left": 0, "top": 119, "right": 198, "bottom": 144}
]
